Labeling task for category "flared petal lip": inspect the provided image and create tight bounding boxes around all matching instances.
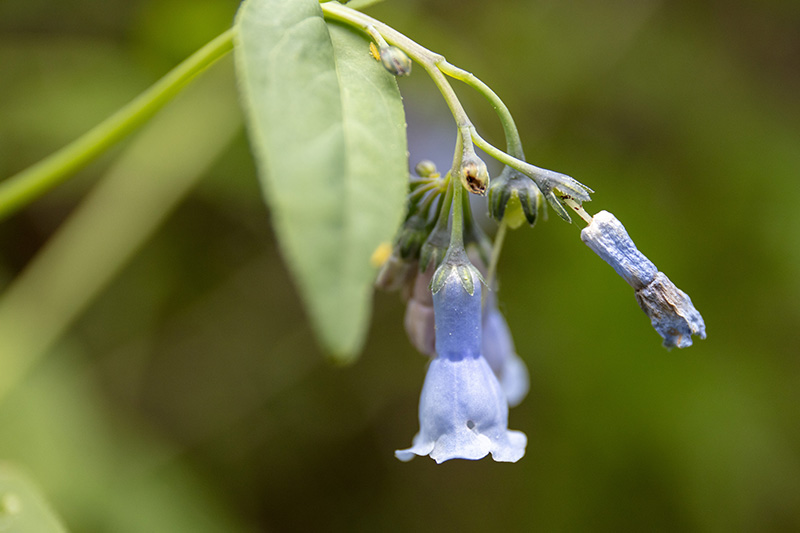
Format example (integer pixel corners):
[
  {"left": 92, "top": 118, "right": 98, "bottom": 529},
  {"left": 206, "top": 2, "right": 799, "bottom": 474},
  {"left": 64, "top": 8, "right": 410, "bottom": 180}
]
[{"left": 395, "top": 428, "right": 527, "bottom": 464}]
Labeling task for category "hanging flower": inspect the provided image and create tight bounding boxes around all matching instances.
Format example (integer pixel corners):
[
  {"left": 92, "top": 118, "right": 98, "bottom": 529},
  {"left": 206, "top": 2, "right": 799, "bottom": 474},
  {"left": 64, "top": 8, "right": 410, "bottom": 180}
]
[
  {"left": 482, "top": 294, "right": 530, "bottom": 408},
  {"left": 395, "top": 262, "right": 527, "bottom": 463}
]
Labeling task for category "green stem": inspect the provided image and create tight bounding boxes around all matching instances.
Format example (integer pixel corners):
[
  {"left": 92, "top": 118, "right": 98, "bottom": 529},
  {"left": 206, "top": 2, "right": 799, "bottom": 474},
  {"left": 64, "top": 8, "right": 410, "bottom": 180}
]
[
  {"left": 407, "top": 181, "right": 439, "bottom": 203},
  {"left": 322, "top": 2, "right": 528, "bottom": 167},
  {"left": 322, "top": 3, "right": 473, "bottom": 139},
  {"left": 470, "top": 128, "right": 551, "bottom": 182},
  {"left": 487, "top": 218, "right": 508, "bottom": 289},
  {"left": 415, "top": 180, "right": 444, "bottom": 219},
  {"left": 0, "top": 28, "right": 236, "bottom": 222},
  {"left": 449, "top": 182, "right": 465, "bottom": 250},
  {"left": 432, "top": 177, "right": 455, "bottom": 236},
  {"left": 438, "top": 62, "right": 524, "bottom": 159}
]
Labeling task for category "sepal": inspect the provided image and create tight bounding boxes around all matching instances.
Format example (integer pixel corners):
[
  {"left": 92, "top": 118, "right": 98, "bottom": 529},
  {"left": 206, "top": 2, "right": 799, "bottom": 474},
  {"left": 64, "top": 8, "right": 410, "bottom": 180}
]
[
  {"left": 487, "top": 166, "right": 542, "bottom": 227},
  {"left": 532, "top": 168, "right": 593, "bottom": 223},
  {"left": 430, "top": 250, "right": 485, "bottom": 296}
]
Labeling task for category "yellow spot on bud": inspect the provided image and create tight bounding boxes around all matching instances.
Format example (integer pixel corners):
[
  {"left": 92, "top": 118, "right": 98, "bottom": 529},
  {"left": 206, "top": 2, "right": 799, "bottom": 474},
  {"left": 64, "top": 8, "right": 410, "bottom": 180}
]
[{"left": 370, "top": 242, "right": 393, "bottom": 268}]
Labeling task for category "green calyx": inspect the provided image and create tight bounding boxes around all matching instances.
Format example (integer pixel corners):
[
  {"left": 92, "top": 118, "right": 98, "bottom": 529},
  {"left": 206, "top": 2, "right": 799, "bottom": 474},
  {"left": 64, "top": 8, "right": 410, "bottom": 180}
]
[
  {"left": 487, "top": 166, "right": 542, "bottom": 227},
  {"left": 429, "top": 247, "right": 486, "bottom": 296}
]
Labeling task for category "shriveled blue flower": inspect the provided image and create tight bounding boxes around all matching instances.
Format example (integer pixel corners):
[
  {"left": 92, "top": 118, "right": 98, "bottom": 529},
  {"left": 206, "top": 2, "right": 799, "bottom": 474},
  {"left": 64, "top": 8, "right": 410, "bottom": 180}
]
[
  {"left": 581, "top": 210, "right": 706, "bottom": 348},
  {"left": 634, "top": 272, "right": 706, "bottom": 349},
  {"left": 482, "top": 298, "right": 530, "bottom": 408},
  {"left": 395, "top": 263, "right": 527, "bottom": 463}
]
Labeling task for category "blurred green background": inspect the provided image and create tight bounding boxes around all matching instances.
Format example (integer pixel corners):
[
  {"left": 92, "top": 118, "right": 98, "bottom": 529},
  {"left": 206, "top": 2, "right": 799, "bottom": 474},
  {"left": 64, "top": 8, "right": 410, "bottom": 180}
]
[{"left": 1, "top": 0, "right": 799, "bottom": 531}]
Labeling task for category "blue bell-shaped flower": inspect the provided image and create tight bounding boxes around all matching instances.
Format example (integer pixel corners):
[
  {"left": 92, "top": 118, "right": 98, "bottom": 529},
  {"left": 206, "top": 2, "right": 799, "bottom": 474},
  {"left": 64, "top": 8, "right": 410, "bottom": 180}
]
[
  {"left": 481, "top": 295, "right": 530, "bottom": 408},
  {"left": 395, "top": 263, "right": 527, "bottom": 463}
]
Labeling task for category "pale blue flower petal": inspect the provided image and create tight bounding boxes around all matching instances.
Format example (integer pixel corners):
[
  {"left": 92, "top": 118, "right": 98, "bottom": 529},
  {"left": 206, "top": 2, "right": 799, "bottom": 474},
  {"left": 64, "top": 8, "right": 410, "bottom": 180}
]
[
  {"left": 394, "top": 354, "right": 526, "bottom": 463},
  {"left": 482, "top": 306, "right": 529, "bottom": 408},
  {"left": 396, "top": 266, "right": 527, "bottom": 463}
]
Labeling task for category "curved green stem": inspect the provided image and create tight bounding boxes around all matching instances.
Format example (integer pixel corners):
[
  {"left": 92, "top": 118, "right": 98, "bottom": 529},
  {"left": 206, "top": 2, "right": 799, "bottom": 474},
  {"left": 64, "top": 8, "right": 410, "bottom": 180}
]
[
  {"left": 322, "top": 2, "right": 527, "bottom": 167},
  {"left": 0, "top": 28, "right": 236, "bottom": 222},
  {"left": 322, "top": 3, "right": 473, "bottom": 142},
  {"left": 470, "top": 128, "right": 552, "bottom": 182},
  {"left": 408, "top": 181, "right": 439, "bottom": 203},
  {"left": 438, "top": 62, "right": 524, "bottom": 159}
]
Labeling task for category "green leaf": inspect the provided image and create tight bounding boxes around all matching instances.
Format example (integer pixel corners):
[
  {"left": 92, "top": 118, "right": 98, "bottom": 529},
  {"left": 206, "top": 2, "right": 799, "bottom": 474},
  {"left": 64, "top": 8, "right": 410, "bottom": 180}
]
[
  {"left": 0, "top": 464, "right": 67, "bottom": 532},
  {"left": 235, "top": 0, "right": 408, "bottom": 362}
]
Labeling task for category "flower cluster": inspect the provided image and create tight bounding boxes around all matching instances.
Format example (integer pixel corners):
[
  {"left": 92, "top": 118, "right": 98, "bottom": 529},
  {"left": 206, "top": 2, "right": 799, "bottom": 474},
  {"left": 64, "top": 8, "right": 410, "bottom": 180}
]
[
  {"left": 376, "top": 153, "right": 705, "bottom": 464},
  {"left": 377, "top": 143, "right": 705, "bottom": 463}
]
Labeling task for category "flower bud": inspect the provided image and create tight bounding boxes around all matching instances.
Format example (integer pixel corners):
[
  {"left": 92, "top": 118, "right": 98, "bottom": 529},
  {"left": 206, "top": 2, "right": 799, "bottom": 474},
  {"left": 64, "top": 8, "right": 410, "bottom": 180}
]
[
  {"left": 580, "top": 210, "right": 657, "bottom": 290},
  {"left": 379, "top": 46, "right": 412, "bottom": 77},
  {"left": 482, "top": 295, "right": 530, "bottom": 408},
  {"left": 404, "top": 299, "right": 436, "bottom": 356},
  {"left": 414, "top": 160, "right": 438, "bottom": 178},
  {"left": 419, "top": 228, "right": 449, "bottom": 272},
  {"left": 635, "top": 272, "right": 706, "bottom": 349},
  {"left": 396, "top": 213, "right": 430, "bottom": 260},
  {"left": 459, "top": 154, "right": 489, "bottom": 195}
]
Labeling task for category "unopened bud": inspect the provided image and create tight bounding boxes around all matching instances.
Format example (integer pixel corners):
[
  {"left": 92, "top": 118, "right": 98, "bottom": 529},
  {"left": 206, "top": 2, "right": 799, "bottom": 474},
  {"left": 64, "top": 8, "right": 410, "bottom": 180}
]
[
  {"left": 396, "top": 213, "right": 429, "bottom": 260},
  {"left": 380, "top": 46, "right": 412, "bottom": 77},
  {"left": 459, "top": 155, "right": 489, "bottom": 195},
  {"left": 414, "top": 160, "right": 438, "bottom": 178}
]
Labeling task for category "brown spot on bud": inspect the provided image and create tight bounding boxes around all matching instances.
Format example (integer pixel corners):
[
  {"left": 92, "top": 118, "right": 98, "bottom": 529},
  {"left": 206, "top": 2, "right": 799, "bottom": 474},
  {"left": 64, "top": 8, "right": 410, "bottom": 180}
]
[{"left": 460, "top": 159, "right": 488, "bottom": 195}]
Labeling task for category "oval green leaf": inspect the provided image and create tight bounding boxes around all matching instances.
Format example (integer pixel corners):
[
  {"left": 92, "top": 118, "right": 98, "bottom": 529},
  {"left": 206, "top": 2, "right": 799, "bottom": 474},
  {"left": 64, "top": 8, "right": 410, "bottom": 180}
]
[{"left": 234, "top": 0, "right": 408, "bottom": 362}]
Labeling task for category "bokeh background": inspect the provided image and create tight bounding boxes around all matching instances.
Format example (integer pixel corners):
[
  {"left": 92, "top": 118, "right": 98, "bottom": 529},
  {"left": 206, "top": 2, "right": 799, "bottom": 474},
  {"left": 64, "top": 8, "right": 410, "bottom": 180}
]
[{"left": 1, "top": 0, "right": 800, "bottom": 531}]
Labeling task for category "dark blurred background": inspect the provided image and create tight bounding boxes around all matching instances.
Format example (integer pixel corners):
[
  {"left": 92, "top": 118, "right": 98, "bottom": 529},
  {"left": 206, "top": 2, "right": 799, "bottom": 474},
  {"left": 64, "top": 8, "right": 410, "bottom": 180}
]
[{"left": 1, "top": 0, "right": 799, "bottom": 531}]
